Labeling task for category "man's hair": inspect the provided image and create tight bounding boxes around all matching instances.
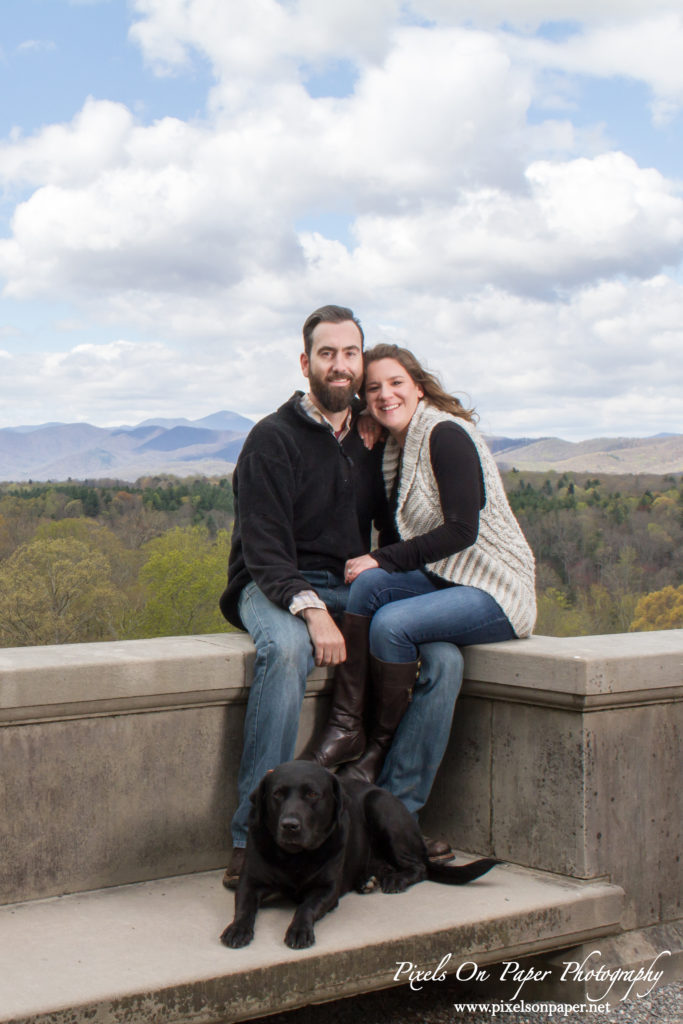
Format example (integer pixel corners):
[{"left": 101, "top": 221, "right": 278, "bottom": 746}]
[{"left": 302, "top": 305, "right": 364, "bottom": 356}]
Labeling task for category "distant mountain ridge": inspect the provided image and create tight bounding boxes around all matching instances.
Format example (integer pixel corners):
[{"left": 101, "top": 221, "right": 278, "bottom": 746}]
[
  {"left": 490, "top": 433, "right": 683, "bottom": 475},
  {"left": 0, "top": 411, "right": 255, "bottom": 482},
  {"left": 0, "top": 412, "right": 681, "bottom": 482}
]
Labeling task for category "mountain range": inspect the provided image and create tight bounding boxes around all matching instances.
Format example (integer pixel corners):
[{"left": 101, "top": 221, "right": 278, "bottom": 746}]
[
  {"left": 0, "top": 411, "right": 681, "bottom": 482},
  {"left": 0, "top": 411, "right": 254, "bottom": 483}
]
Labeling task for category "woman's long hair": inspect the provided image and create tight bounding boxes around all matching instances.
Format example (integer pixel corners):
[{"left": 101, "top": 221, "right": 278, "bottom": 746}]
[{"left": 362, "top": 343, "right": 477, "bottom": 423}]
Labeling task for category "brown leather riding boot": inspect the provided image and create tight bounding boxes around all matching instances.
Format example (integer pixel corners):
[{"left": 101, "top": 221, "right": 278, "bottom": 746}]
[
  {"left": 308, "top": 613, "right": 371, "bottom": 769},
  {"left": 339, "top": 655, "right": 419, "bottom": 784}
]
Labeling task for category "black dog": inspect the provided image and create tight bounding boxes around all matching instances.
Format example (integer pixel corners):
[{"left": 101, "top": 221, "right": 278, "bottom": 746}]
[{"left": 220, "top": 760, "right": 497, "bottom": 950}]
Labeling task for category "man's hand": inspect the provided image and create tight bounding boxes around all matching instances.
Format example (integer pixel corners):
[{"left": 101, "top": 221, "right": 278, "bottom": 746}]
[
  {"left": 301, "top": 607, "right": 347, "bottom": 666},
  {"left": 344, "top": 554, "right": 380, "bottom": 583},
  {"left": 356, "top": 411, "right": 385, "bottom": 450}
]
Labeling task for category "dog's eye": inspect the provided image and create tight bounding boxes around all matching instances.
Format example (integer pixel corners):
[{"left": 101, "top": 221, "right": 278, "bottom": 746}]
[
  {"left": 304, "top": 788, "right": 319, "bottom": 802},
  {"left": 271, "top": 787, "right": 286, "bottom": 801}
]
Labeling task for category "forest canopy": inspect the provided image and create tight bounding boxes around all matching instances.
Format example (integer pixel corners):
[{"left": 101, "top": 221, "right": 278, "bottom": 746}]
[{"left": 0, "top": 470, "right": 681, "bottom": 648}]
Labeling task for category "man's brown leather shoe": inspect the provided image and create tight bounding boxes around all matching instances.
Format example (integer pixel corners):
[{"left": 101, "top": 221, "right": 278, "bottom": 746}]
[
  {"left": 423, "top": 836, "right": 455, "bottom": 863},
  {"left": 222, "top": 847, "right": 246, "bottom": 890}
]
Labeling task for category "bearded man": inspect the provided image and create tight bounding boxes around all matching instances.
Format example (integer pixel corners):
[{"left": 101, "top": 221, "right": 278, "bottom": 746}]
[{"left": 219, "top": 305, "right": 463, "bottom": 886}]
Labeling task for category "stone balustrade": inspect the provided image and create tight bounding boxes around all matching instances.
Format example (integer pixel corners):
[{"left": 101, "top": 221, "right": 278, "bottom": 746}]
[{"left": 0, "top": 629, "right": 680, "bottom": 1022}]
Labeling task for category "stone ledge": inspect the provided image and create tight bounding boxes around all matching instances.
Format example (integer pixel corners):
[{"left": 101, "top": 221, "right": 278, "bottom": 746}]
[
  {"left": 2, "top": 629, "right": 681, "bottom": 724},
  {"left": 463, "top": 630, "right": 683, "bottom": 709},
  {"left": 0, "top": 864, "right": 624, "bottom": 1024},
  {"left": 0, "top": 633, "right": 329, "bottom": 724}
]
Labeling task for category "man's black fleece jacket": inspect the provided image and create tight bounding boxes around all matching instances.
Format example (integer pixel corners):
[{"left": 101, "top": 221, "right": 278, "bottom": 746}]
[{"left": 219, "top": 392, "right": 388, "bottom": 630}]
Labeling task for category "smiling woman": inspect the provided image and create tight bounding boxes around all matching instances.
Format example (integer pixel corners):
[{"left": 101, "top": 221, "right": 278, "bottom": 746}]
[
  {"left": 311, "top": 342, "right": 536, "bottom": 803},
  {"left": 364, "top": 356, "right": 424, "bottom": 446}
]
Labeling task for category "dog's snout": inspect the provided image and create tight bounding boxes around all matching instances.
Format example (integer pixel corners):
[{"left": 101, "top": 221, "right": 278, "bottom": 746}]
[{"left": 280, "top": 816, "right": 302, "bottom": 834}]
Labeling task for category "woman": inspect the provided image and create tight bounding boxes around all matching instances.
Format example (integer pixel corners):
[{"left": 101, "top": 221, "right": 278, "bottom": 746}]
[{"left": 311, "top": 343, "right": 536, "bottom": 784}]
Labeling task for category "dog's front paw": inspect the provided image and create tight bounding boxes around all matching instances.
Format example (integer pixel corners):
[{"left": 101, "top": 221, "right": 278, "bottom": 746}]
[
  {"left": 284, "top": 923, "right": 315, "bottom": 949},
  {"left": 380, "top": 872, "right": 410, "bottom": 894},
  {"left": 220, "top": 921, "right": 254, "bottom": 948}
]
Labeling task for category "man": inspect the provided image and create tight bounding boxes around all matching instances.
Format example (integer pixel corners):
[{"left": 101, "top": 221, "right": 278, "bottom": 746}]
[{"left": 219, "top": 305, "right": 464, "bottom": 886}]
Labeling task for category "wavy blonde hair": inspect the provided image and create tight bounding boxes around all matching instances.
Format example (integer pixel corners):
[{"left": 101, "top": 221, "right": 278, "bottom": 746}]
[{"left": 362, "top": 343, "right": 477, "bottom": 423}]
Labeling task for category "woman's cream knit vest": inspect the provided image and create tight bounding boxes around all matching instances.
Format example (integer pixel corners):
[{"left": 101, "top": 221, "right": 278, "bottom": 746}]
[{"left": 382, "top": 400, "right": 536, "bottom": 638}]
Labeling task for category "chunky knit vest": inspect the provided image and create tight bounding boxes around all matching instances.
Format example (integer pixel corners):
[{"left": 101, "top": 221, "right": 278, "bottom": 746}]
[{"left": 382, "top": 400, "right": 536, "bottom": 638}]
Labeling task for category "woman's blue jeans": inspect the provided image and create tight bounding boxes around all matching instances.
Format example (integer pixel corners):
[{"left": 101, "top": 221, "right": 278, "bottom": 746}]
[
  {"left": 347, "top": 568, "right": 516, "bottom": 662},
  {"left": 231, "top": 570, "right": 464, "bottom": 843}
]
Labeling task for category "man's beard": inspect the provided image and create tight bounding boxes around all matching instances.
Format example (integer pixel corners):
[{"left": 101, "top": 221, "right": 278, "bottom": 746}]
[{"left": 308, "top": 370, "right": 361, "bottom": 414}]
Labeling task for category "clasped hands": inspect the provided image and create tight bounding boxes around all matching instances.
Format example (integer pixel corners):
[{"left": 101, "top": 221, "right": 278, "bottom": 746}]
[{"left": 343, "top": 553, "right": 379, "bottom": 583}]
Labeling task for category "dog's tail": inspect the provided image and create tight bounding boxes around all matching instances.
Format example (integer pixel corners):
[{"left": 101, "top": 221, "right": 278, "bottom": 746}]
[{"left": 426, "top": 857, "right": 499, "bottom": 885}]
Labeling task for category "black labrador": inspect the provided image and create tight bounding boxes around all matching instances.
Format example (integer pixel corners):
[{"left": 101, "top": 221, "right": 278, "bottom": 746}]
[{"left": 220, "top": 760, "right": 497, "bottom": 950}]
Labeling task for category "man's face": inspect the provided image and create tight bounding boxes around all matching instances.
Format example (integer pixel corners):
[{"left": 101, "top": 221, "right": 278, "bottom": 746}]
[{"left": 301, "top": 320, "right": 364, "bottom": 414}]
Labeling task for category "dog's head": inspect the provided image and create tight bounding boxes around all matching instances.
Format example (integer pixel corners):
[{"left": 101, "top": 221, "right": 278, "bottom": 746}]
[{"left": 250, "top": 760, "right": 344, "bottom": 854}]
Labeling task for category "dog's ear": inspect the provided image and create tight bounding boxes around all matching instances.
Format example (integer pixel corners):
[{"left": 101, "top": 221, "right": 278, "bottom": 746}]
[{"left": 331, "top": 772, "right": 345, "bottom": 827}]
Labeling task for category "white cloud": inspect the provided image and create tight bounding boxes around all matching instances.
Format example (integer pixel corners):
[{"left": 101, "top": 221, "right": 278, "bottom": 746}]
[
  {"left": 0, "top": 336, "right": 305, "bottom": 427},
  {"left": 410, "top": 0, "right": 681, "bottom": 30},
  {"left": 130, "top": 0, "right": 400, "bottom": 80},
  {"left": 2, "top": 272, "right": 681, "bottom": 439},
  {"left": 508, "top": 14, "right": 683, "bottom": 125},
  {"left": 16, "top": 40, "right": 57, "bottom": 54},
  {"left": 376, "top": 275, "right": 683, "bottom": 440},
  {"left": 0, "top": 99, "right": 134, "bottom": 188},
  {"left": 6, "top": 31, "right": 680, "bottom": 310},
  {"left": 299, "top": 153, "right": 683, "bottom": 301},
  {"left": 1, "top": 1, "right": 682, "bottom": 438}
]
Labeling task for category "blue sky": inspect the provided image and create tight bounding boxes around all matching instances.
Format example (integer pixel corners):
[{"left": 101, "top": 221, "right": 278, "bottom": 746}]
[
  {"left": 0, "top": 1, "right": 211, "bottom": 134},
  {"left": 1, "top": 0, "right": 682, "bottom": 441}
]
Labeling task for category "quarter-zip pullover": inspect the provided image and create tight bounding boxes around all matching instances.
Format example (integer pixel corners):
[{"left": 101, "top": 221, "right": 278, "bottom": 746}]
[{"left": 220, "top": 392, "right": 388, "bottom": 629}]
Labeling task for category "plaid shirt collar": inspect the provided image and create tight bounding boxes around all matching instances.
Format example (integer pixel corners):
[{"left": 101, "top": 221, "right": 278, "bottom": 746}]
[{"left": 300, "top": 392, "right": 353, "bottom": 442}]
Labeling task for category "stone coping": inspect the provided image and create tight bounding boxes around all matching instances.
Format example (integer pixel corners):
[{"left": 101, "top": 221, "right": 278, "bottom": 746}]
[
  {"left": 0, "top": 865, "right": 624, "bottom": 1024},
  {"left": 463, "top": 630, "right": 683, "bottom": 710},
  {"left": 1, "top": 630, "right": 681, "bottom": 723}
]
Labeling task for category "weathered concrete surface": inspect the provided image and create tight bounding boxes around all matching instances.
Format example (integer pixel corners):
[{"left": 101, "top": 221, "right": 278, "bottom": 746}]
[
  {"left": 0, "top": 865, "right": 624, "bottom": 1024},
  {"left": 503, "top": 921, "right": 683, "bottom": 1004},
  {"left": 2, "top": 633, "right": 260, "bottom": 720},
  {"left": 2, "top": 630, "right": 681, "bottom": 929},
  {"left": 420, "top": 630, "right": 683, "bottom": 932},
  {"left": 461, "top": 630, "right": 683, "bottom": 707},
  {"left": 0, "top": 636, "right": 331, "bottom": 904},
  {"left": 444, "top": 921, "right": 683, "bottom": 1007}
]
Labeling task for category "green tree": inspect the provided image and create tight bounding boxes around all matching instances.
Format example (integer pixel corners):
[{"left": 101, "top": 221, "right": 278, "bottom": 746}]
[
  {"left": 0, "top": 538, "right": 125, "bottom": 647},
  {"left": 133, "top": 525, "right": 233, "bottom": 638},
  {"left": 33, "top": 517, "right": 146, "bottom": 635}
]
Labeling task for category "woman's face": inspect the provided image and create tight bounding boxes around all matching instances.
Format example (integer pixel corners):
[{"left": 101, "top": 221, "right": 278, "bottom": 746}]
[{"left": 364, "top": 357, "right": 424, "bottom": 444}]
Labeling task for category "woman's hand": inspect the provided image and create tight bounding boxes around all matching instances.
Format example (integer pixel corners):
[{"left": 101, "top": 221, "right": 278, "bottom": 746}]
[
  {"left": 356, "top": 411, "right": 385, "bottom": 450},
  {"left": 344, "top": 554, "right": 379, "bottom": 583}
]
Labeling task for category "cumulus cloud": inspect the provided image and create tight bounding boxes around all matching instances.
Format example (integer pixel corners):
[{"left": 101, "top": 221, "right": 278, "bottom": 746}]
[
  {"left": 0, "top": 99, "right": 134, "bottom": 188},
  {"left": 411, "top": 0, "right": 679, "bottom": 30},
  {"left": 130, "top": 0, "right": 400, "bottom": 80},
  {"left": 509, "top": 13, "right": 683, "bottom": 125},
  {"left": 299, "top": 153, "right": 683, "bottom": 301},
  {"left": 0, "top": 335, "right": 306, "bottom": 427},
  {"left": 2, "top": 272, "right": 681, "bottom": 440},
  {"left": 385, "top": 275, "right": 683, "bottom": 439},
  {"left": 0, "top": 0, "right": 682, "bottom": 438}
]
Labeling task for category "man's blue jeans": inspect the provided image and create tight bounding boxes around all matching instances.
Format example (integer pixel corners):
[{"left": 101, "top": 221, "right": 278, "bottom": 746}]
[
  {"left": 231, "top": 570, "right": 463, "bottom": 845},
  {"left": 347, "top": 568, "right": 516, "bottom": 662}
]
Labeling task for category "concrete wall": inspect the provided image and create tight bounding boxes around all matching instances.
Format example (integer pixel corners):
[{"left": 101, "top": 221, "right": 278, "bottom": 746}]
[
  {"left": 420, "top": 632, "right": 683, "bottom": 932},
  {"left": 1, "top": 630, "right": 681, "bottom": 934}
]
